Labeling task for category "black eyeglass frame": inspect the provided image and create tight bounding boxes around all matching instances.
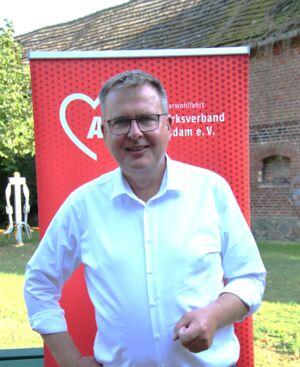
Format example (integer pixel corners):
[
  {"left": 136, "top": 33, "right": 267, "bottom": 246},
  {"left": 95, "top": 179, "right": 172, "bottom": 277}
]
[{"left": 105, "top": 113, "right": 168, "bottom": 135}]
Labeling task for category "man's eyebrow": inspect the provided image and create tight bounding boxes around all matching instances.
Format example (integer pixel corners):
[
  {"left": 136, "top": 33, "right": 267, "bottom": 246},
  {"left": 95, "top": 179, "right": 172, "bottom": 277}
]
[{"left": 109, "top": 114, "right": 155, "bottom": 120}]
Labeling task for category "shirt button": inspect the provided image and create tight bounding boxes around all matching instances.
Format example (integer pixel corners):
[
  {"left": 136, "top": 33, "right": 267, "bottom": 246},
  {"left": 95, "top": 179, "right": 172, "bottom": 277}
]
[
  {"left": 150, "top": 301, "right": 157, "bottom": 307},
  {"left": 155, "top": 334, "right": 160, "bottom": 340}
]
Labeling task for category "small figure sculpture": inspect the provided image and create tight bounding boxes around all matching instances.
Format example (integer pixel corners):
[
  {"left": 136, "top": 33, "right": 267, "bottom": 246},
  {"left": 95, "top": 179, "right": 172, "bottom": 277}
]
[{"left": 2, "top": 172, "right": 31, "bottom": 245}]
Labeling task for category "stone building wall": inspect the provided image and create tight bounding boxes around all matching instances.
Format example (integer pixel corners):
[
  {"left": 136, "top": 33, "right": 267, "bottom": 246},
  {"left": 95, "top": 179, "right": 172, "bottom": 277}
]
[{"left": 249, "top": 38, "right": 300, "bottom": 241}]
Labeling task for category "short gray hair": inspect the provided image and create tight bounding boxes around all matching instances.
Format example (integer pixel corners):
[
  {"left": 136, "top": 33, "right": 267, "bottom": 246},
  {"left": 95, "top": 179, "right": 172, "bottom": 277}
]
[{"left": 99, "top": 70, "right": 168, "bottom": 116}]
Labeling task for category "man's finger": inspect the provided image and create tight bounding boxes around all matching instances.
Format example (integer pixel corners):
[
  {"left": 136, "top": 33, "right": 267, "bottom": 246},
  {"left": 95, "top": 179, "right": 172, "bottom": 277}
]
[
  {"left": 173, "top": 317, "right": 190, "bottom": 341},
  {"left": 178, "top": 324, "right": 198, "bottom": 343}
]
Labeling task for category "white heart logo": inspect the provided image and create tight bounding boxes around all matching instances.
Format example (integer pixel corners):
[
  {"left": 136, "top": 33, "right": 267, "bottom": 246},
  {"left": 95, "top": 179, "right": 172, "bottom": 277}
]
[{"left": 59, "top": 93, "right": 100, "bottom": 161}]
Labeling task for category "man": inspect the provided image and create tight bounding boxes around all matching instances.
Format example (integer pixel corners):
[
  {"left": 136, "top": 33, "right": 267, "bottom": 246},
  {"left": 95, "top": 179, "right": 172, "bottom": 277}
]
[{"left": 24, "top": 70, "right": 266, "bottom": 367}]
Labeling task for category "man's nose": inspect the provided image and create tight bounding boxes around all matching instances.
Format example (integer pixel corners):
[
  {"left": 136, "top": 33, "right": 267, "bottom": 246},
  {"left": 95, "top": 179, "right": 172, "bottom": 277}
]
[{"left": 127, "top": 120, "right": 143, "bottom": 138}]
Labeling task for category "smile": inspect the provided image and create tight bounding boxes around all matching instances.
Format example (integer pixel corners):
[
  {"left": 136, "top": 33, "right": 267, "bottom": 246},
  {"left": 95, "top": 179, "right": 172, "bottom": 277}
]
[{"left": 125, "top": 145, "right": 149, "bottom": 152}]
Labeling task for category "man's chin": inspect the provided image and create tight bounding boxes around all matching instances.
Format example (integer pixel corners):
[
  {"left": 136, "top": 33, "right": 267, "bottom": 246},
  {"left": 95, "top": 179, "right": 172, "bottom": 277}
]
[{"left": 121, "top": 160, "right": 154, "bottom": 175}]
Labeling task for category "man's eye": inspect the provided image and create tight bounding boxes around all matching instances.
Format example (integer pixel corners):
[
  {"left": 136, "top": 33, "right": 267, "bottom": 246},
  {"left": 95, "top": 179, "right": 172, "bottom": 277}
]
[
  {"left": 139, "top": 116, "right": 154, "bottom": 124},
  {"left": 113, "top": 119, "right": 130, "bottom": 126}
]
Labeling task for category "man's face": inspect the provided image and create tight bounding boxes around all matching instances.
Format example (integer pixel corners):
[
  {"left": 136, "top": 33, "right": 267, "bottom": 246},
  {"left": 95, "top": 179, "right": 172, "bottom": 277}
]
[{"left": 101, "top": 83, "right": 172, "bottom": 180}]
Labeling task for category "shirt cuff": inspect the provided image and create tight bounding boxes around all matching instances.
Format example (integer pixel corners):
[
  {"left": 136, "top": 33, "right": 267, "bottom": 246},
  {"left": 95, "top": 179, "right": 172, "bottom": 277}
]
[
  {"left": 221, "top": 274, "right": 266, "bottom": 320},
  {"left": 30, "top": 308, "right": 68, "bottom": 334}
]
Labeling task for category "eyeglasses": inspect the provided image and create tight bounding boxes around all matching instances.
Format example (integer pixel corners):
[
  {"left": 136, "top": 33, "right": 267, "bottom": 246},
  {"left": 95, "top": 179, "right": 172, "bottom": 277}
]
[{"left": 106, "top": 113, "right": 167, "bottom": 135}]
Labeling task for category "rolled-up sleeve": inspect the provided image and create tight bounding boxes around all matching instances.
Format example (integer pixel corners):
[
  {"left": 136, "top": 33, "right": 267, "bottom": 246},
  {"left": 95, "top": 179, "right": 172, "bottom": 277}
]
[
  {"left": 218, "top": 181, "right": 266, "bottom": 318},
  {"left": 24, "top": 196, "right": 82, "bottom": 334}
]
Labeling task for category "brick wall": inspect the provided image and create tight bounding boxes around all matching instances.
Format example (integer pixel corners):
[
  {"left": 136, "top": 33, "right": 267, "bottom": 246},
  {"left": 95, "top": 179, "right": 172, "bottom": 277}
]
[{"left": 249, "top": 38, "right": 300, "bottom": 240}]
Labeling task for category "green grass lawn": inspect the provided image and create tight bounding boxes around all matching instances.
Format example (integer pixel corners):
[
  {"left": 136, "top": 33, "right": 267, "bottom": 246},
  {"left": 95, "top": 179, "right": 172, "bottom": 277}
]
[
  {"left": 0, "top": 233, "right": 299, "bottom": 366},
  {"left": 0, "top": 231, "right": 42, "bottom": 349},
  {"left": 254, "top": 241, "right": 300, "bottom": 366}
]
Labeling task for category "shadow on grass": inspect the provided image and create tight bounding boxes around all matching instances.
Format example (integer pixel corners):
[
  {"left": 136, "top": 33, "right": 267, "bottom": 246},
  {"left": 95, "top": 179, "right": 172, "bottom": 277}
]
[
  {"left": 0, "top": 231, "right": 40, "bottom": 275},
  {"left": 258, "top": 241, "right": 300, "bottom": 304}
]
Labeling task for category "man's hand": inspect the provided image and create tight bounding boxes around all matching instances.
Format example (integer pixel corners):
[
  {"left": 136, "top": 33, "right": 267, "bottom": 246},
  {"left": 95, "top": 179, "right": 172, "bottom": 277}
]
[
  {"left": 74, "top": 356, "right": 103, "bottom": 367},
  {"left": 173, "top": 308, "right": 217, "bottom": 353},
  {"left": 173, "top": 293, "right": 249, "bottom": 353}
]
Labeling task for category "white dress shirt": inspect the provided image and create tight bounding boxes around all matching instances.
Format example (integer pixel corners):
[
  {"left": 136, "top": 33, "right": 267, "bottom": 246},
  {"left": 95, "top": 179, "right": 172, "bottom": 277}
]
[{"left": 24, "top": 157, "right": 266, "bottom": 367}]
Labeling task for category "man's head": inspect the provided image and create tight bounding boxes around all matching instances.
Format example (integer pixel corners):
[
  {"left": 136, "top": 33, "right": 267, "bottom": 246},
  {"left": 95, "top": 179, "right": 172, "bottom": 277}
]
[
  {"left": 99, "top": 70, "right": 172, "bottom": 186},
  {"left": 99, "top": 70, "right": 168, "bottom": 118}
]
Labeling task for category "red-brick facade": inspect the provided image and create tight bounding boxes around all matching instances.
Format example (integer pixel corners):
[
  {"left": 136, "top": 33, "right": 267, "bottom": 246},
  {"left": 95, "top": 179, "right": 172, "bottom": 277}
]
[{"left": 249, "top": 39, "right": 300, "bottom": 240}]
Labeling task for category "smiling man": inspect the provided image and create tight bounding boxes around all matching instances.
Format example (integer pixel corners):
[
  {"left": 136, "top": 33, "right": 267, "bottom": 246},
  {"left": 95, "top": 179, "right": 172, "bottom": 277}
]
[
  {"left": 24, "top": 70, "right": 266, "bottom": 367},
  {"left": 101, "top": 78, "right": 171, "bottom": 202}
]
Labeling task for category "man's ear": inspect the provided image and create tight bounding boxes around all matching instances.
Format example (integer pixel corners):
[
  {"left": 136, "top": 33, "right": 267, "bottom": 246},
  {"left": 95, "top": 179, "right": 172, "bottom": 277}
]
[{"left": 167, "top": 115, "right": 173, "bottom": 133}]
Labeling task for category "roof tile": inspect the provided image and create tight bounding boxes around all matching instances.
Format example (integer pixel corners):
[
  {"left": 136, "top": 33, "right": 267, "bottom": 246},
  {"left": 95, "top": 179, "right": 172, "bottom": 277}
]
[{"left": 16, "top": 0, "right": 300, "bottom": 52}]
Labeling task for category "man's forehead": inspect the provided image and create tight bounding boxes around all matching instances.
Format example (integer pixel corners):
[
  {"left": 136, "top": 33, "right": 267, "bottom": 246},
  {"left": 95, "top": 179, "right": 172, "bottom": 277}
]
[
  {"left": 106, "top": 83, "right": 160, "bottom": 102},
  {"left": 110, "top": 82, "right": 155, "bottom": 93}
]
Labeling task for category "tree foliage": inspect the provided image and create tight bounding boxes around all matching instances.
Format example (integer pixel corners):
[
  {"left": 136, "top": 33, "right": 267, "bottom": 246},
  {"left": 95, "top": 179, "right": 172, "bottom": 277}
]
[
  {"left": 0, "top": 20, "right": 34, "bottom": 169},
  {"left": 0, "top": 21, "right": 37, "bottom": 227}
]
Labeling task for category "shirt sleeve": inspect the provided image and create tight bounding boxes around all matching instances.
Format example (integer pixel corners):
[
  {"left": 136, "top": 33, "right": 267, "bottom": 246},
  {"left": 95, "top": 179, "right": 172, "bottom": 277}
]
[
  {"left": 218, "top": 180, "right": 266, "bottom": 319},
  {"left": 24, "top": 195, "right": 82, "bottom": 334}
]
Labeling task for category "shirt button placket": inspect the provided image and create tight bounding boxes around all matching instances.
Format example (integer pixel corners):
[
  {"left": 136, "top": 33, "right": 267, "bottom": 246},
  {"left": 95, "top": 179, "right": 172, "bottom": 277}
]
[{"left": 143, "top": 205, "right": 163, "bottom": 363}]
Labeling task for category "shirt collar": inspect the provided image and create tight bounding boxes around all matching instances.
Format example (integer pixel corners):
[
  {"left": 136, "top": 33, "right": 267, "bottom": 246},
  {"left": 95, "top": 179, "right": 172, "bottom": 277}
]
[
  {"left": 110, "top": 168, "right": 134, "bottom": 200},
  {"left": 110, "top": 155, "right": 188, "bottom": 200},
  {"left": 163, "top": 155, "right": 188, "bottom": 193}
]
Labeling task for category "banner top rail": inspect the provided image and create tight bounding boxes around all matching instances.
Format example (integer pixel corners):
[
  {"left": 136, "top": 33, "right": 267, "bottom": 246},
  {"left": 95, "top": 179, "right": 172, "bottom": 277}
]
[{"left": 28, "top": 47, "right": 250, "bottom": 59}]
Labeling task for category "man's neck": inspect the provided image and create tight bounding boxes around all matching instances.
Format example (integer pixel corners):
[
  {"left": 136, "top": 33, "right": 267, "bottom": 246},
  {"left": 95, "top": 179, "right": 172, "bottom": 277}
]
[{"left": 123, "top": 161, "right": 166, "bottom": 202}]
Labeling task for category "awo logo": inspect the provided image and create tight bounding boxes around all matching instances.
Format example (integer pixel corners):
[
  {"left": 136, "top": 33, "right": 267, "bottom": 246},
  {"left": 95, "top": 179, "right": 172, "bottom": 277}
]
[{"left": 59, "top": 93, "right": 103, "bottom": 161}]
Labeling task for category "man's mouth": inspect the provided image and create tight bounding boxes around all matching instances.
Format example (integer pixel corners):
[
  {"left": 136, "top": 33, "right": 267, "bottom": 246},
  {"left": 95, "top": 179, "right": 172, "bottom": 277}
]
[{"left": 125, "top": 145, "right": 149, "bottom": 152}]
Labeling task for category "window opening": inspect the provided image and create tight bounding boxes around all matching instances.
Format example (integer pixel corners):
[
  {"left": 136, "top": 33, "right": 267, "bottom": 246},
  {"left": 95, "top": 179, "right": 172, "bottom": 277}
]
[{"left": 262, "top": 155, "right": 291, "bottom": 186}]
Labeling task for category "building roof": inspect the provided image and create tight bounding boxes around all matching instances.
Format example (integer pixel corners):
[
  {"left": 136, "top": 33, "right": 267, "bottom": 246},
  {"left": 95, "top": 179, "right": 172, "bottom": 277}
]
[{"left": 16, "top": 0, "right": 300, "bottom": 53}]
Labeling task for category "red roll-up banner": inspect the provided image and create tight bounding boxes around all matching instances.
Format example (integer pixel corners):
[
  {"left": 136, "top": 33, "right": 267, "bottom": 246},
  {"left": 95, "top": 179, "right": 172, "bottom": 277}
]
[{"left": 29, "top": 48, "right": 253, "bottom": 367}]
